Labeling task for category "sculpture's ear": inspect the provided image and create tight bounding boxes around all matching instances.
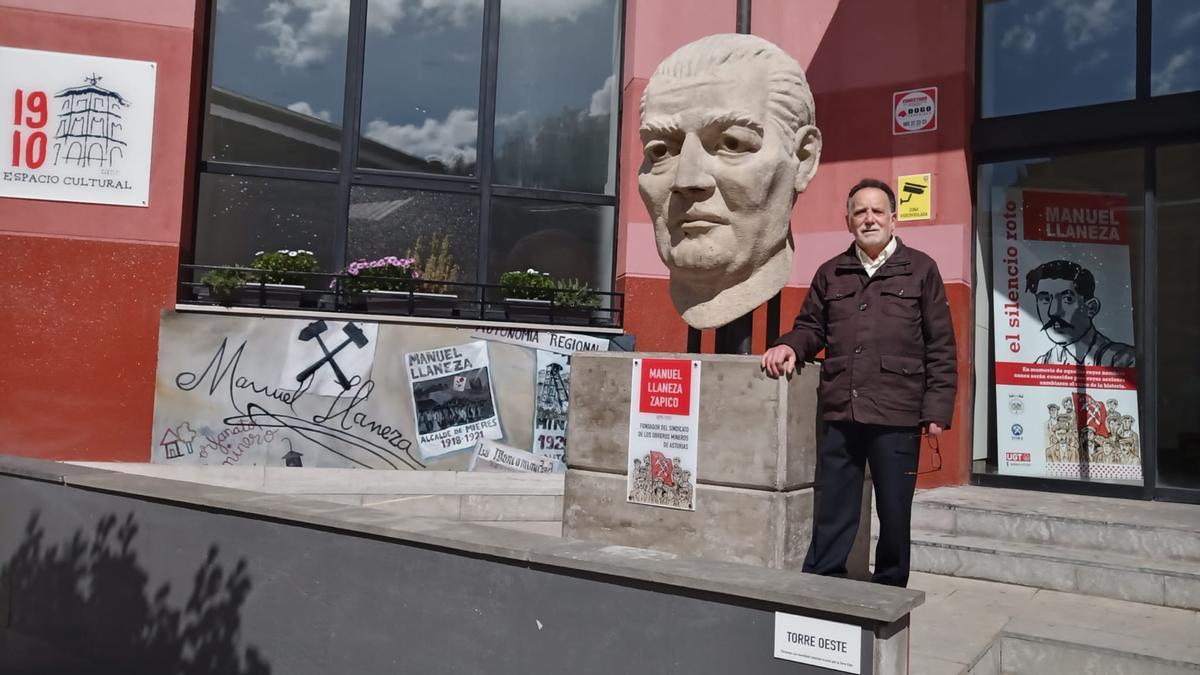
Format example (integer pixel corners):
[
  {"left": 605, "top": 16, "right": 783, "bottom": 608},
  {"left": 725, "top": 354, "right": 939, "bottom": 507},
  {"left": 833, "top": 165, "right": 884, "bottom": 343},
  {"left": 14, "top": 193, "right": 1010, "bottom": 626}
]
[{"left": 793, "top": 124, "right": 822, "bottom": 193}]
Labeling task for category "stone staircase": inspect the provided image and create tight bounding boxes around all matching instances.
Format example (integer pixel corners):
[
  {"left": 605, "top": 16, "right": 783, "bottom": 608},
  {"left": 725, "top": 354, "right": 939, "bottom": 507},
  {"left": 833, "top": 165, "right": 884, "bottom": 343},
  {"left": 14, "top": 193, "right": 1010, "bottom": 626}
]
[
  {"left": 908, "top": 572, "right": 1200, "bottom": 675},
  {"left": 893, "top": 485, "right": 1200, "bottom": 674},
  {"left": 906, "top": 485, "right": 1200, "bottom": 611}
]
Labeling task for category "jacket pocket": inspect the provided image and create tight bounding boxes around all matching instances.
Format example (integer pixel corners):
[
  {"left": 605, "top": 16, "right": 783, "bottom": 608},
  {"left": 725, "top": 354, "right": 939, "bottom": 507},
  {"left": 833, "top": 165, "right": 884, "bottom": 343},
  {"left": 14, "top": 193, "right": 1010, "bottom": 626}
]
[
  {"left": 818, "top": 355, "right": 851, "bottom": 414},
  {"left": 879, "top": 354, "right": 924, "bottom": 409},
  {"left": 880, "top": 354, "right": 924, "bottom": 376},
  {"left": 880, "top": 282, "right": 921, "bottom": 321},
  {"left": 824, "top": 285, "right": 859, "bottom": 324}
]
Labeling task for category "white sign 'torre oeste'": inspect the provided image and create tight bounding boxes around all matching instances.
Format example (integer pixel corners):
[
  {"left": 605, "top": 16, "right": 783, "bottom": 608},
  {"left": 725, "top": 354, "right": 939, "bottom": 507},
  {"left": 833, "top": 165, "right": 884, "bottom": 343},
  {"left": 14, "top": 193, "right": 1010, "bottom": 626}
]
[
  {"left": 773, "top": 612, "right": 862, "bottom": 674},
  {"left": 0, "top": 46, "right": 157, "bottom": 207}
]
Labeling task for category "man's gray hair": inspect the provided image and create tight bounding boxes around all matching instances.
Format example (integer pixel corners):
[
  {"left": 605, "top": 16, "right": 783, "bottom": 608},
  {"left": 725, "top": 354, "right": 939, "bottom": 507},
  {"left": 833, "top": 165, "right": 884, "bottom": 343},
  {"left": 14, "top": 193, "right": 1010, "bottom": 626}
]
[{"left": 641, "top": 33, "right": 815, "bottom": 142}]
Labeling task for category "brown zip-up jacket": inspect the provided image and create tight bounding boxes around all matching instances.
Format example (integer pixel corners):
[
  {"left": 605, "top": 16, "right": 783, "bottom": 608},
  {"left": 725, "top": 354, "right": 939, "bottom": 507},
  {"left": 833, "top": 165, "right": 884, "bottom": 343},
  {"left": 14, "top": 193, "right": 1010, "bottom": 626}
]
[{"left": 773, "top": 237, "right": 957, "bottom": 428}]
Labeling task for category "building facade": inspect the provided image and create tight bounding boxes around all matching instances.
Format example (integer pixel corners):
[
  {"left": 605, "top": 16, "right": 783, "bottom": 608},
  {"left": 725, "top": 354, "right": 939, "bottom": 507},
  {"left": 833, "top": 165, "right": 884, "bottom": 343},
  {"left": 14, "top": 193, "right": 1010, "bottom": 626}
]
[{"left": 0, "top": 0, "right": 1196, "bottom": 503}]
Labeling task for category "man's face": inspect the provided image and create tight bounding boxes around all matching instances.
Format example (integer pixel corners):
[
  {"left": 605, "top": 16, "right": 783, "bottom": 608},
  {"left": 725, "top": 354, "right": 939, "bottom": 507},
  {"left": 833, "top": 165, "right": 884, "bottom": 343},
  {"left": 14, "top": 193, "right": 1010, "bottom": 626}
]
[
  {"left": 1033, "top": 278, "right": 1097, "bottom": 345},
  {"left": 845, "top": 187, "right": 896, "bottom": 254},
  {"left": 638, "top": 69, "right": 800, "bottom": 280}
]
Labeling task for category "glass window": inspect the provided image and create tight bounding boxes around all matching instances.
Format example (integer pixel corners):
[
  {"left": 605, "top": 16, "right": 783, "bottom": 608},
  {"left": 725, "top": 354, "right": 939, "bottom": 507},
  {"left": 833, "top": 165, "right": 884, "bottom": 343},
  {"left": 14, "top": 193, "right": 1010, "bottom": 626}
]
[
  {"left": 489, "top": 197, "right": 614, "bottom": 293},
  {"left": 976, "top": 148, "right": 1145, "bottom": 484},
  {"left": 202, "top": 0, "right": 348, "bottom": 169},
  {"left": 347, "top": 186, "right": 480, "bottom": 289},
  {"left": 1152, "top": 0, "right": 1200, "bottom": 96},
  {"left": 193, "top": 0, "right": 623, "bottom": 322},
  {"left": 1155, "top": 142, "right": 1200, "bottom": 489},
  {"left": 981, "top": 0, "right": 1136, "bottom": 117},
  {"left": 193, "top": 174, "right": 340, "bottom": 271},
  {"left": 492, "top": 0, "right": 620, "bottom": 194},
  {"left": 358, "top": 1, "right": 484, "bottom": 175}
]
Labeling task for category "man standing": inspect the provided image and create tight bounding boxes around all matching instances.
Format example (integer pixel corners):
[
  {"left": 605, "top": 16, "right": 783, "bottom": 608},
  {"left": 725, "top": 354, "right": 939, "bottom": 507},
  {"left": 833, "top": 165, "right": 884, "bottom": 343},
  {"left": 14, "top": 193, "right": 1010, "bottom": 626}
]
[{"left": 761, "top": 179, "right": 957, "bottom": 587}]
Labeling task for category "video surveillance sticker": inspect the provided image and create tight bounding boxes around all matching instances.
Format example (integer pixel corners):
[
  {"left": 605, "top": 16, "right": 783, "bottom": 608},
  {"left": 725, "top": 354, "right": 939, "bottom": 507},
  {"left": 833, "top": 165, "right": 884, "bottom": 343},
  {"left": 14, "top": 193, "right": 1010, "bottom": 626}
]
[{"left": 897, "top": 173, "right": 931, "bottom": 221}]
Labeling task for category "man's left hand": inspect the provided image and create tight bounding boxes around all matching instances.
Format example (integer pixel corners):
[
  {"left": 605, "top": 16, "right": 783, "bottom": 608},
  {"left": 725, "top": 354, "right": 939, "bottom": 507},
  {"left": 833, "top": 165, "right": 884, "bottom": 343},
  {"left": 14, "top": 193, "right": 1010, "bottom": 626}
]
[{"left": 923, "top": 422, "right": 945, "bottom": 438}]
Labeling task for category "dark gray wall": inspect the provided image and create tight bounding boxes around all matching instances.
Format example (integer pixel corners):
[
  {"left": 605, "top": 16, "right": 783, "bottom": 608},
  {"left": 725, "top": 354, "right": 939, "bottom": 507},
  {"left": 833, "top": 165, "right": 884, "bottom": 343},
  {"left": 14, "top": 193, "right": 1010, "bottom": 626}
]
[{"left": 0, "top": 475, "right": 873, "bottom": 675}]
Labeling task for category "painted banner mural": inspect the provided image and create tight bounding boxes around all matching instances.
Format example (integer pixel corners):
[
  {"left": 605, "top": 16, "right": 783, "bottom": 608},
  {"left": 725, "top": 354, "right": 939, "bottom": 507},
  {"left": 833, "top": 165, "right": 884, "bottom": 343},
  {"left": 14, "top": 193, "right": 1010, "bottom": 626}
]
[
  {"left": 152, "top": 314, "right": 612, "bottom": 471},
  {"left": 991, "top": 188, "right": 1142, "bottom": 481}
]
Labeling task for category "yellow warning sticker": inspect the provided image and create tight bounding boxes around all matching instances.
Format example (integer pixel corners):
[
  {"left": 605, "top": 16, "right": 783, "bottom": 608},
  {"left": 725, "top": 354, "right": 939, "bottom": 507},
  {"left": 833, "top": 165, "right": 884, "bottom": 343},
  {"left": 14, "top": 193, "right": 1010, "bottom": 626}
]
[{"left": 897, "top": 174, "right": 931, "bottom": 221}]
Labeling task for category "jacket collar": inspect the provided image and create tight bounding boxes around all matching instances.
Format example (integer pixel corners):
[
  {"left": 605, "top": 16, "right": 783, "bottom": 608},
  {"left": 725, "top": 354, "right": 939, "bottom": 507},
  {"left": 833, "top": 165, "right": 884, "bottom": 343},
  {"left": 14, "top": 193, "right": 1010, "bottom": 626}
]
[{"left": 836, "top": 236, "right": 912, "bottom": 275}]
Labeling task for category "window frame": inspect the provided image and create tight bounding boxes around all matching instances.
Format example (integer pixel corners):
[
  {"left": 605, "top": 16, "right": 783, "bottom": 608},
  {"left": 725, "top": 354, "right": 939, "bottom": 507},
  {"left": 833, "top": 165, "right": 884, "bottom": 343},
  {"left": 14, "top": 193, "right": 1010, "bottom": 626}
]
[
  {"left": 188, "top": 0, "right": 626, "bottom": 302},
  {"left": 971, "top": 0, "right": 1200, "bottom": 503}
]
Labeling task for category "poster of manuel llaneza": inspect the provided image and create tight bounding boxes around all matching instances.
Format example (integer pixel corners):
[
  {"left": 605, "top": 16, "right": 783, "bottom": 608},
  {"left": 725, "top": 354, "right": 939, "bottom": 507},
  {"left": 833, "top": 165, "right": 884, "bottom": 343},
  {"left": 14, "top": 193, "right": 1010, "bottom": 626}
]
[{"left": 405, "top": 341, "right": 502, "bottom": 459}]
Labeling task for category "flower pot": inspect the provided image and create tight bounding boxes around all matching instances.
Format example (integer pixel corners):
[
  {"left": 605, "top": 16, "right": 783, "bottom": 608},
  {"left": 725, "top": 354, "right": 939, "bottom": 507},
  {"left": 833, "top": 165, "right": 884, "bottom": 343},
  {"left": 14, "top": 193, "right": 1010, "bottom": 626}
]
[
  {"left": 504, "top": 297, "right": 552, "bottom": 323},
  {"left": 344, "top": 290, "right": 460, "bottom": 317},
  {"left": 553, "top": 306, "right": 600, "bottom": 326},
  {"left": 361, "top": 289, "right": 412, "bottom": 314},
  {"left": 411, "top": 291, "right": 459, "bottom": 318},
  {"left": 241, "top": 282, "right": 305, "bottom": 308}
]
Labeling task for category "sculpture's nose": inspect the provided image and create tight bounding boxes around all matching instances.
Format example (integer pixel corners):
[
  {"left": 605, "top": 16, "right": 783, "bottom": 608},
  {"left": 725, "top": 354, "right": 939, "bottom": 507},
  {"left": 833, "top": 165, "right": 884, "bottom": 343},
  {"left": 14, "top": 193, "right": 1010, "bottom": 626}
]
[{"left": 671, "top": 134, "right": 715, "bottom": 198}]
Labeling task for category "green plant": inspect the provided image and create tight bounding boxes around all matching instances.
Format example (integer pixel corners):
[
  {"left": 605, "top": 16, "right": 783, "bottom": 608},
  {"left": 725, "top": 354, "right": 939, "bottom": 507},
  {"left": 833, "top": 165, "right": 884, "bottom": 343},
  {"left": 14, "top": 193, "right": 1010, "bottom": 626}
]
[
  {"left": 201, "top": 267, "right": 249, "bottom": 306},
  {"left": 340, "top": 256, "right": 419, "bottom": 294},
  {"left": 500, "top": 268, "right": 555, "bottom": 300},
  {"left": 551, "top": 278, "right": 600, "bottom": 308},
  {"left": 249, "top": 249, "right": 320, "bottom": 286},
  {"left": 407, "top": 233, "right": 462, "bottom": 294}
]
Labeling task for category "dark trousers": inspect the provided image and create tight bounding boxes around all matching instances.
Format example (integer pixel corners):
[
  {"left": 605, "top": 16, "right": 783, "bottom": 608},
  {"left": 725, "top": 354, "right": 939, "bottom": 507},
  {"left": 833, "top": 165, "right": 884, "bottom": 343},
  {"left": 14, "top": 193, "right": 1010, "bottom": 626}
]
[{"left": 803, "top": 421, "right": 920, "bottom": 587}]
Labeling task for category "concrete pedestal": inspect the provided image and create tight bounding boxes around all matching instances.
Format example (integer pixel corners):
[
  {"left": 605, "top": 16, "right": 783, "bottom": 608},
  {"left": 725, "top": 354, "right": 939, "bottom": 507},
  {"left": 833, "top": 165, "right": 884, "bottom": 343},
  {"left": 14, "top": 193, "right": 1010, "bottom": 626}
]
[{"left": 563, "top": 352, "right": 871, "bottom": 577}]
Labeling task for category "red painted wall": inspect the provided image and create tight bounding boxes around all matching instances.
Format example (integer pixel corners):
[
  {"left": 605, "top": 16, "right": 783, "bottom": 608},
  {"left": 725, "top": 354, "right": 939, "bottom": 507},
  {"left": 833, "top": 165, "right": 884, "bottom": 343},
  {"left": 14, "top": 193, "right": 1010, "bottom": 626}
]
[
  {"left": 618, "top": 0, "right": 977, "bottom": 487},
  {"left": 0, "top": 4, "right": 201, "bottom": 460}
]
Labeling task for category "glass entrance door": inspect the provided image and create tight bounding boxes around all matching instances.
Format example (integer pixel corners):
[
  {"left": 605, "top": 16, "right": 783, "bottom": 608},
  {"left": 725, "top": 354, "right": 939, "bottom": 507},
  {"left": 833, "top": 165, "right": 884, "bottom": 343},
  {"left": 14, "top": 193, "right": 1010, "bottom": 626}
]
[{"left": 1155, "top": 142, "right": 1200, "bottom": 496}]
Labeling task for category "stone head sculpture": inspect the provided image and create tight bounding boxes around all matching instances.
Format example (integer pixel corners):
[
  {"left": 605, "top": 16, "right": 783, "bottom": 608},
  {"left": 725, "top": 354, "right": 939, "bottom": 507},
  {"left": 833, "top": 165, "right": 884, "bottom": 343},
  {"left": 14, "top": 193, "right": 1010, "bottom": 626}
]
[{"left": 638, "top": 34, "right": 821, "bottom": 329}]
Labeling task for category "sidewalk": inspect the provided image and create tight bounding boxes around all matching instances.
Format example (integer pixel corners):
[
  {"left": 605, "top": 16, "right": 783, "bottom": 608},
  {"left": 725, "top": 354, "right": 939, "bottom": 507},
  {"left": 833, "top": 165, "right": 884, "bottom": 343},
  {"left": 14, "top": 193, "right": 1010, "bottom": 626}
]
[{"left": 908, "top": 572, "right": 1200, "bottom": 674}]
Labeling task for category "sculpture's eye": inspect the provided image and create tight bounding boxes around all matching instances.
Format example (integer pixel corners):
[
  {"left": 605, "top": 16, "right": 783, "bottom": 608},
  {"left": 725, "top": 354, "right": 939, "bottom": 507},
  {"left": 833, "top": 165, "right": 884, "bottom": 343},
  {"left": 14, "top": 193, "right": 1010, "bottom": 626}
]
[
  {"left": 644, "top": 141, "right": 673, "bottom": 162},
  {"left": 716, "top": 127, "right": 760, "bottom": 155}
]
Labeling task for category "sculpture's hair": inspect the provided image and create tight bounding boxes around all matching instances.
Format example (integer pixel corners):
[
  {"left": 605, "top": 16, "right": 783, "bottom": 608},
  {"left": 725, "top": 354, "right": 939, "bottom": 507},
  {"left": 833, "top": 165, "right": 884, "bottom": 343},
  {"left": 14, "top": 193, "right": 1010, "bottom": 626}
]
[{"left": 641, "top": 34, "right": 815, "bottom": 142}]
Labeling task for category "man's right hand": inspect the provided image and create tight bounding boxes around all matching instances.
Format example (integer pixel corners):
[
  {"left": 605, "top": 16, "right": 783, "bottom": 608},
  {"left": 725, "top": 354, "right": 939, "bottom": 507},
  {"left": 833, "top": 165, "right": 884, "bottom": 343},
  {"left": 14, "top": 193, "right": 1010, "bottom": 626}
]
[{"left": 761, "top": 344, "right": 798, "bottom": 379}]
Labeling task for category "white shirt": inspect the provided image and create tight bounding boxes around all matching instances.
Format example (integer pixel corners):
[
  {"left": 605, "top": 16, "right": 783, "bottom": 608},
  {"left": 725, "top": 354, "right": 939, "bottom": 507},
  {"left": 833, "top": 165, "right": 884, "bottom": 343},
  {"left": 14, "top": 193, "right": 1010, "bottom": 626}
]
[{"left": 855, "top": 236, "right": 897, "bottom": 278}]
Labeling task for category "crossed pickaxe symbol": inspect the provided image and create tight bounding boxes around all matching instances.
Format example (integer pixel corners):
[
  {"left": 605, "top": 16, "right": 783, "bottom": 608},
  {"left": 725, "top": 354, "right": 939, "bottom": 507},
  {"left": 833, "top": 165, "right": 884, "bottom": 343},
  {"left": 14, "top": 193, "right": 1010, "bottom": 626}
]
[{"left": 296, "top": 321, "right": 368, "bottom": 390}]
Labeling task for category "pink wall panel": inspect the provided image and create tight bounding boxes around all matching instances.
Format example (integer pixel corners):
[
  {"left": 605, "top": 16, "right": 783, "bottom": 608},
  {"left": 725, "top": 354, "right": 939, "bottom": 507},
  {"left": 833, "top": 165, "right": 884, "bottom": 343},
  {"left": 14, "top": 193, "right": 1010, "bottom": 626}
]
[
  {"left": 623, "top": 0, "right": 736, "bottom": 84},
  {"left": 616, "top": 0, "right": 975, "bottom": 285},
  {"left": 753, "top": 0, "right": 973, "bottom": 92},
  {"left": 0, "top": 7, "right": 197, "bottom": 246},
  {"left": 0, "top": 0, "right": 196, "bottom": 29},
  {"left": 617, "top": 76, "right": 670, "bottom": 279}
]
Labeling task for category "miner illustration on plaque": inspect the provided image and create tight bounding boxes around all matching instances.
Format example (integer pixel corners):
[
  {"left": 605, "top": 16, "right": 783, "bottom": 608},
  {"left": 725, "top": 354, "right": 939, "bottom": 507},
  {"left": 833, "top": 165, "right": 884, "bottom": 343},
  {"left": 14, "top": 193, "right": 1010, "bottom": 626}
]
[{"left": 637, "top": 33, "right": 822, "bottom": 329}]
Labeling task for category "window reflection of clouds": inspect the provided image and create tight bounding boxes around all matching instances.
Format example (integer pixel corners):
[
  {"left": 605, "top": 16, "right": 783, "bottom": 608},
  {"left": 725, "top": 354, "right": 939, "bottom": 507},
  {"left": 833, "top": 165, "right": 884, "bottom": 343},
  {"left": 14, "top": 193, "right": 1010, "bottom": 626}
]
[
  {"left": 362, "top": 110, "right": 479, "bottom": 171},
  {"left": 358, "top": 0, "right": 483, "bottom": 175},
  {"left": 493, "top": 0, "right": 619, "bottom": 193},
  {"left": 1152, "top": 1, "right": 1200, "bottom": 96},
  {"left": 995, "top": 0, "right": 1127, "bottom": 55},
  {"left": 246, "top": 0, "right": 606, "bottom": 71},
  {"left": 983, "top": 0, "right": 1135, "bottom": 117},
  {"left": 207, "top": 0, "right": 347, "bottom": 166}
]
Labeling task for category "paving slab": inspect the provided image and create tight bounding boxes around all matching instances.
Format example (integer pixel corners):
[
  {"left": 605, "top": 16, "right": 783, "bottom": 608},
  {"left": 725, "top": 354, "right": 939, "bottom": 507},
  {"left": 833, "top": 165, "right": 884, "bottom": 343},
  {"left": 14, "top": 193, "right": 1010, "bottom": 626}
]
[
  {"left": 905, "top": 572, "right": 1200, "bottom": 675},
  {"left": 907, "top": 573, "right": 1036, "bottom": 675}
]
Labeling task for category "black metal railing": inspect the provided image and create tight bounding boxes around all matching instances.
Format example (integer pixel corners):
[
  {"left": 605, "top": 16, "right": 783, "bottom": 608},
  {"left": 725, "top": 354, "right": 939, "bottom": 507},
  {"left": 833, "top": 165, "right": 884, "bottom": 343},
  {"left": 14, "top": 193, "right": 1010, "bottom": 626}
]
[{"left": 178, "top": 264, "right": 624, "bottom": 329}]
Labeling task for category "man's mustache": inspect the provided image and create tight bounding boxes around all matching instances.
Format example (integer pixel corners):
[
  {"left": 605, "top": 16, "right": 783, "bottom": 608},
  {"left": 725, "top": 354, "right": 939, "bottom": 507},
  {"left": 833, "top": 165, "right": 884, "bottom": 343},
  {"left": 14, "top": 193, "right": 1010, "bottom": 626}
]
[{"left": 1041, "top": 317, "right": 1073, "bottom": 332}]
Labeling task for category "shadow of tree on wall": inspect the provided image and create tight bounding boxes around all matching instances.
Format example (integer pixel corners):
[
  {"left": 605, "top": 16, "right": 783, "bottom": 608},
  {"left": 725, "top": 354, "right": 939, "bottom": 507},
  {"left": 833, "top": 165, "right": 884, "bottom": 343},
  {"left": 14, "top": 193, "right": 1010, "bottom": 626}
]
[{"left": 0, "top": 513, "right": 270, "bottom": 675}]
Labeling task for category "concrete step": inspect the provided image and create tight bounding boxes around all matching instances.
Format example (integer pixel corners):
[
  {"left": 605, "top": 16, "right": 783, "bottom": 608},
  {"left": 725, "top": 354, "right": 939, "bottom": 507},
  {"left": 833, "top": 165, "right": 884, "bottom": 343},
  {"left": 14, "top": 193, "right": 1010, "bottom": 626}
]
[
  {"left": 911, "top": 485, "right": 1200, "bottom": 563},
  {"left": 909, "top": 529, "right": 1200, "bottom": 610},
  {"left": 907, "top": 573, "right": 1200, "bottom": 675},
  {"left": 1000, "top": 618, "right": 1200, "bottom": 675},
  {"left": 997, "top": 588, "right": 1200, "bottom": 675}
]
